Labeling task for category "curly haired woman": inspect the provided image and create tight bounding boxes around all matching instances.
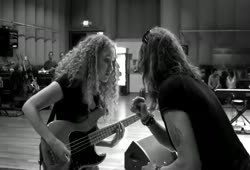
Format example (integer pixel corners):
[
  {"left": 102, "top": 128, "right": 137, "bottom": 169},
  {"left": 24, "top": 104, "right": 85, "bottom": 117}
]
[
  {"left": 22, "top": 34, "right": 125, "bottom": 170},
  {"left": 131, "top": 27, "right": 250, "bottom": 170}
]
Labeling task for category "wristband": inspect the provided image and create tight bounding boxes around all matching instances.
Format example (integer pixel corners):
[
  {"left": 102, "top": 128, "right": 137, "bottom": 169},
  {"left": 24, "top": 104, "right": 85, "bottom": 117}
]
[
  {"left": 141, "top": 115, "right": 155, "bottom": 126},
  {"left": 141, "top": 114, "right": 152, "bottom": 124},
  {"left": 155, "top": 165, "right": 162, "bottom": 170}
]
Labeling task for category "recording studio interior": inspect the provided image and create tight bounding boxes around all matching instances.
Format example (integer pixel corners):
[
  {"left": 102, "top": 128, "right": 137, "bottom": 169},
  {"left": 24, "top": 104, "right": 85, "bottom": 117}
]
[{"left": 0, "top": 0, "right": 250, "bottom": 170}]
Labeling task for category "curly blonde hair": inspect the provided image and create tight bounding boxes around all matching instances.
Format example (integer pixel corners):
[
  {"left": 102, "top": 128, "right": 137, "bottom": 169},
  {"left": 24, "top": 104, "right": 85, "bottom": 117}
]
[
  {"left": 55, "top": 34, "right": 119, "bottom": 115},
  {"left": 138, "top": 27, "right": 201, "bottom": 110}
]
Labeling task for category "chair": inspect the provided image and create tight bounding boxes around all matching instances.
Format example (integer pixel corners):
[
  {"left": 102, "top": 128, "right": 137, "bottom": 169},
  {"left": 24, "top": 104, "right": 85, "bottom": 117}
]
[
  {"left": 230, "top": 94, "right": 250, "bottom": 133},
  {"left": 215, "top": 89, "right": 250, "bottom": 134}
]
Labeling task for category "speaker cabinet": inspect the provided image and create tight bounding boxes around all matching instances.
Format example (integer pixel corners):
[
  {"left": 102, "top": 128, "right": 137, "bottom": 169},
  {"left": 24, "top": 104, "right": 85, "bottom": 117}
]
[
  {"left": 0, "top": 28, "right": 17, "bottom": 56},
  {"left": 125, "top": 135, "right": 177, "bottom": 170}
]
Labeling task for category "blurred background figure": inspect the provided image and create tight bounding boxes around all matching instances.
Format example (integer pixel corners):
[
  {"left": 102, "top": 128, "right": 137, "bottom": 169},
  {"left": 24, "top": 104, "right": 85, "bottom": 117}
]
[
  {"left": 43, "top": 51, "right": 57, "bottom": 74},
  {"left": 220, "top": 70, "right": 228, "bottom": 89},
  {"left": 227, "top": 69, "right": 236, "bottom": 89},
  {"left": 59, "top": 52, "right": 65, "bottom": 61},
  {"left": 199, "top": 67, "right": 206, "bottom": 83},
  {"left": 208, "top": 68, "right": 221, "bottom": 90}
]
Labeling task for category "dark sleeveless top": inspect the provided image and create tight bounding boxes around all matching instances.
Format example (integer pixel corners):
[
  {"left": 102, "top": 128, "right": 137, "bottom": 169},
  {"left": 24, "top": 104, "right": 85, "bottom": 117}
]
[{"left": 51, "top": 74, "right": 99, "bottom": 122}]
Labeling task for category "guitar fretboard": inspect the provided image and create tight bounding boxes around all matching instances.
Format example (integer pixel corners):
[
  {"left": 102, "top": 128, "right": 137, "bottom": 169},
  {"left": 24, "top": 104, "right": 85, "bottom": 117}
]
[{"left": 88, "top": 114, "right": 139, "bottom": 145}]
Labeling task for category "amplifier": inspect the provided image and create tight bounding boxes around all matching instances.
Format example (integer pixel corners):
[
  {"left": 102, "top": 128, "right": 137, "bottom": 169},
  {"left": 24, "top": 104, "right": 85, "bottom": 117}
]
[{"left": 125, "top": 135, "right": 177, "bottom": 170}]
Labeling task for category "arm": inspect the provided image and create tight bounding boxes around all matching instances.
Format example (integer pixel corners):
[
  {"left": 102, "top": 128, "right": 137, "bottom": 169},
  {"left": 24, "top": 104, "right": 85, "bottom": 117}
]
[
  {"left": 147, "top": 118, "right": 175, "bottom": 151},
  {"left": 22, "top": 82, "right": 63, "bottom": 143},
  {"left": 232, "top": 77, "right": 236, "bottom": 88},
  {"left": 141, "top": 104, "right": 175, "bottom": 151},
  {"left": 216, "top": 77, "right": 221, "bottom": 89},
  {"left": 153, "top": 110, "right": 201, "bottom": 170},
  {"left": 130, "top": 97, "right": 175, "bottom": 151},
  {"left": 48, "top": 67, "right": 56, "bottom": 73},
  {"left": 22, "top": 82, "right": 70, "bottom": 162}
]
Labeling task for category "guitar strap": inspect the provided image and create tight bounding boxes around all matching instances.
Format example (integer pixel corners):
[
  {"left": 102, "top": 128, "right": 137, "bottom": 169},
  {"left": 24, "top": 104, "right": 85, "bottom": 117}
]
[{"left": 39, "top": 105, "right": 56, "bottom": 170}]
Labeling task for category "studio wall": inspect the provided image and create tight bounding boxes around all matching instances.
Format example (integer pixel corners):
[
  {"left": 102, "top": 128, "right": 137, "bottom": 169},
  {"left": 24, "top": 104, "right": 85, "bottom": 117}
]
[
  {"left": 0, "top": 0, "right": 69, "bottom": 65},
  {"left": 70, "top": 0, "right": 250, "bottom": 66},
  {"left": 69, "top": 0, "right": 250, "bottom": 92}
]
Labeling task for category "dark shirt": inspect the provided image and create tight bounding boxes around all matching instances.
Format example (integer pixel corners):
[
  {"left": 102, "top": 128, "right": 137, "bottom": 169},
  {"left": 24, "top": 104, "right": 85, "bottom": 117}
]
[
  {"left": 50, "top": 75, "right": 101, "bottom": 169},
  {"left": 52, "top": 75, "right": 89, "bottom": 122},
  {"left": 220, "top": 71, "right": 228, "bottom": 89},
  {"left": 44, "top": 60, "right": 57, "bottom": 70},
  {"left": 158, "top": 74, "right": 249, "bottom": 170}
]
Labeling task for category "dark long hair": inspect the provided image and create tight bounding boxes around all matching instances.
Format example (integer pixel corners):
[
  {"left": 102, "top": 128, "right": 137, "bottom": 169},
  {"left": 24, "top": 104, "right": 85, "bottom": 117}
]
[{"left": 137, "top": 27, "right": 201, "bottom": 110}]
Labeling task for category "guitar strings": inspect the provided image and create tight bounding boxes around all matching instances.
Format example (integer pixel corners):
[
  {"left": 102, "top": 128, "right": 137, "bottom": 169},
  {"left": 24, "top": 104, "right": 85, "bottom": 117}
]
[
  {"left": 71, "top": 127, "right": 116, "bottom": 155},
  {"left": 64, "top": 124, "right": 113, "bottom": 148},
  {"left": 63, "top": 115, "right": 138, "bottom": 156},
  {"left": 64, "top": 122, "right": 117, "bottom": 148},
  {"left": 67, "top": 123, "right": 127, "bottom": 155},
  {"left": 67, "top": 125, "right": 117, "bottom": 155},
  {"left": 69, "top": 117, "right": 138, "bottom": 155}
]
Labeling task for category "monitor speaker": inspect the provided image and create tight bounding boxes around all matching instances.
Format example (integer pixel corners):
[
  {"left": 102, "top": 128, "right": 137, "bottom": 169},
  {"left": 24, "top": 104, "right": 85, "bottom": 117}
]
[
  {"left": 0, "top": 27, "right": 17, "bottom": 57},
  {"left": 124, "top": 135, "right": 177, "bottom": 170}
]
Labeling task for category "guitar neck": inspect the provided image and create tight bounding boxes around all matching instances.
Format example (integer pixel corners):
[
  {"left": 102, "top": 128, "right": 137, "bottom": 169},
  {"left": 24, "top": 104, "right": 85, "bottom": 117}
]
[{"left": 89, "top": 114, "right": 140, "bottom": 145}]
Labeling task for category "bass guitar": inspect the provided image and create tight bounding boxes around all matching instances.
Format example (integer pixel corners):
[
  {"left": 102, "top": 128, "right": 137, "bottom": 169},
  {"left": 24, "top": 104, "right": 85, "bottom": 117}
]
[{"left": 40, "top": 111, "right": 140, "bottom": 170}]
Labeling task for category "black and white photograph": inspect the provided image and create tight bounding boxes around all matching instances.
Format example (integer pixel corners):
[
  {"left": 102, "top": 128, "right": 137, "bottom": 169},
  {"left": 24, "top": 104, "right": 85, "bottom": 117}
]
[{"left": 0, "top": 0, "right": 250, "bottom": 170}]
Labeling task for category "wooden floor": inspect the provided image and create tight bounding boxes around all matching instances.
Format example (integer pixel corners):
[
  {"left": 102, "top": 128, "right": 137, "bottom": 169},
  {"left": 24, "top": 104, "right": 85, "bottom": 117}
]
[{"left": 0, "top": 94, "right": 250, "bottom": 170}]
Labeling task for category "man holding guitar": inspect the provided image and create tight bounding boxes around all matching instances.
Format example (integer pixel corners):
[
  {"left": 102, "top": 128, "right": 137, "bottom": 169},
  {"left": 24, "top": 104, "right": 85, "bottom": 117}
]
[
  {"left": 131, "top": 27, "right": 250, "bottom": 170},
  {"left": 22, "top": 34, "right": 125, "bottom": 170}
]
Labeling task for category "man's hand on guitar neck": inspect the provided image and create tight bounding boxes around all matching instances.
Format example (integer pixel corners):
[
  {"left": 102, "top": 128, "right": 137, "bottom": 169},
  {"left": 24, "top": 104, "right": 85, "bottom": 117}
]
[{"left": 48, "top": 138, "right": 71, "bottom": 163}]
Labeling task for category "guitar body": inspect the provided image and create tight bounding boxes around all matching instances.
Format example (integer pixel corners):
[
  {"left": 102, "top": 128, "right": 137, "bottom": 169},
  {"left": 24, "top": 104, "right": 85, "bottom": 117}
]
[{"left": 40, "top": 111, "right": 106, "bottom": 170}]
